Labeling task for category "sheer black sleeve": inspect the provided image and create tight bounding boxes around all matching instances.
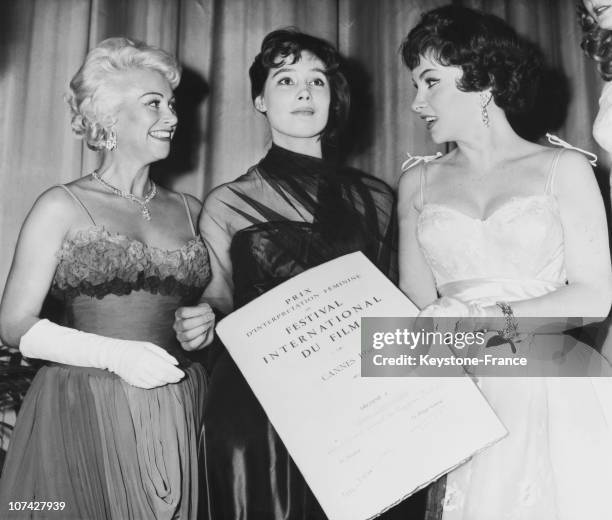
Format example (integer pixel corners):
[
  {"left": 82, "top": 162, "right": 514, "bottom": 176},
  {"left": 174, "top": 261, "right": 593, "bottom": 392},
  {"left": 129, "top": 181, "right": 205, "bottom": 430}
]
[{"left": 338, "top": 168, "right": 399, "bottom": 283}]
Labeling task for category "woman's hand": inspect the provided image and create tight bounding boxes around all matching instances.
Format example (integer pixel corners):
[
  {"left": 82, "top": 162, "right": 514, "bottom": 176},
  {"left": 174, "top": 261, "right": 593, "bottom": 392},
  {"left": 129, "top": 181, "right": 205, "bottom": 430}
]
[
  {"left": 418, "top": 296, "right": 491, "bottom": 335},
  {"left": 19, "top": 319, "right": 185, "bottom": 389},
  {"left": 174, "top": 303, "right": 216, "bottom": 351},
  {"left": 107, "top": 340, "right": 185, "bottom": 388}
]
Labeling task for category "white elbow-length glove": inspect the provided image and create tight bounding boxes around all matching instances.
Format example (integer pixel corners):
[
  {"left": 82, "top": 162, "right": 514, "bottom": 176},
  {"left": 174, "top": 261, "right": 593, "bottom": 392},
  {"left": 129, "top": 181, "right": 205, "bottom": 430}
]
[{"left": 20, "top": 319, "right": 184, "bottom": 389}]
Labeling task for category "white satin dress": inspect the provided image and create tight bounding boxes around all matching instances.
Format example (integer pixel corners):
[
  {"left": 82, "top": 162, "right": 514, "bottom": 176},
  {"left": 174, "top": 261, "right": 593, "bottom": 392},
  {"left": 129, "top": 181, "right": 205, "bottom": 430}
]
[{"left": 415, "top": 149, "right": 612, "bottom": 520}]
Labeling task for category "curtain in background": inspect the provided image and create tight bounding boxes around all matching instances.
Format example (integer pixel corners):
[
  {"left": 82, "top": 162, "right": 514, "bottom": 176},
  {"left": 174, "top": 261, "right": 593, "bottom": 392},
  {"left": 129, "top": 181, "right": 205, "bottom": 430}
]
[{"left": 0, "top": 0, "right": 605, "bottom": 293}]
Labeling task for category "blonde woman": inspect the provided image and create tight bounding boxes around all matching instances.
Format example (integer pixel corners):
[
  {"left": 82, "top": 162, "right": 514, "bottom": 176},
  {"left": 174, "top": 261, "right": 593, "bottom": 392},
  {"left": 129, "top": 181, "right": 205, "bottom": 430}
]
[{"left": 0, "top": 38, "right": 213, "bottom": 519}]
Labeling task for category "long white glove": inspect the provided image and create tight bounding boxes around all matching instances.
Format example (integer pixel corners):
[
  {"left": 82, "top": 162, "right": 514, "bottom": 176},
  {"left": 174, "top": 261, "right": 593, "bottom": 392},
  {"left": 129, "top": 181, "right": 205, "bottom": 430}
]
[{"left": 20, "top": 319, "right": 184, "bottom": 389}]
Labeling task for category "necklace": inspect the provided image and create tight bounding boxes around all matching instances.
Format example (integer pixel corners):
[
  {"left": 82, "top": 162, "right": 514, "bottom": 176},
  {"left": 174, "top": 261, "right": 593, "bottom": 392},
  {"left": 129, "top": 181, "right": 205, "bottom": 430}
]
[{"left": 92, "top": 169, "right": 157, "bottom": 221}]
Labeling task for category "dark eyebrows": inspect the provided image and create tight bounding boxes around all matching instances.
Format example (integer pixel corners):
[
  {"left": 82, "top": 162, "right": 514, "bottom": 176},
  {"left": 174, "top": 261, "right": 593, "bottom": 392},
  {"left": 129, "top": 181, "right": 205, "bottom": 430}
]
[
  {"left": 271, "top": 66, "right": 327, "bottom": 78},
  {"left": 139, "top": 91, "right": 164, "bottom": 98},
  {"left": 271, "top": 68, "right": 292, "bottom": 78},
  {"left": 418, "top": 68, "right": 435, "bottom": 79}
]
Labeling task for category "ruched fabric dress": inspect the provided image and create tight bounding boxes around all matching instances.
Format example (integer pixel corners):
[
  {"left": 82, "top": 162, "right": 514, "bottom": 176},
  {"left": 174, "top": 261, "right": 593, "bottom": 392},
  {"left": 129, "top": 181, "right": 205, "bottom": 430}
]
[
  {"left": 199, "top": 145, "right": 426, "bottom": 519},
  {"left": 415, "top": 150, "right": 612, "bottom": 520},
  {"left": 0, "top": 188, "right": 210, "bottom": 520}
]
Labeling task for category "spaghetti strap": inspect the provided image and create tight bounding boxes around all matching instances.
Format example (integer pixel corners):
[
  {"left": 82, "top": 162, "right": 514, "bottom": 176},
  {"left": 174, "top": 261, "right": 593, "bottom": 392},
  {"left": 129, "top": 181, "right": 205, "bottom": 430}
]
[
  {"left": 546, "top": 133, "right": 597, "bottom": 166},
  {"left": 180, "top": 193, "right": 197, "bottom": 237},
  {"left": 55, "top": 185, "right": 96, "bottom": 226},
  {"left": 419, "top": 164, "right": 427, "bottom": 210},
  {"left": 400, "top": 151, "right": 441, "bottom": 211},
  {"left": 544, "top": 148, "right": 564, "bottom": 195}
]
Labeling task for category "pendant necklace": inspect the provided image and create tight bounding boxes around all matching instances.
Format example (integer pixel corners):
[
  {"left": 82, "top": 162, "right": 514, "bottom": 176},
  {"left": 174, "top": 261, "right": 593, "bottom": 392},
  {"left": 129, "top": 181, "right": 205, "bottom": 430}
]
[{"left": 92, "top": 169, "right": 157, "bottom": 221}]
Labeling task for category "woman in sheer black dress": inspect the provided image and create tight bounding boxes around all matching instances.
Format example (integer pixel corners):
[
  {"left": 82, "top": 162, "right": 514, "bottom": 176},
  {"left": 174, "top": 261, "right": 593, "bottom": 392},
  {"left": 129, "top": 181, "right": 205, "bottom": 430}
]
[{"left": 175, "top": 29, "right": 425, "bottom": 519}]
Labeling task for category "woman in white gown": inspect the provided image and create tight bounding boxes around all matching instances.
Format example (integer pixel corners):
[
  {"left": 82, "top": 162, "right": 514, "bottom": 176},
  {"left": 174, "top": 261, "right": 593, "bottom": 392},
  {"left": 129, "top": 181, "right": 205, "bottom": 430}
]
[{"left": 399, "top": 6, "right": 612, "bottom": 520}]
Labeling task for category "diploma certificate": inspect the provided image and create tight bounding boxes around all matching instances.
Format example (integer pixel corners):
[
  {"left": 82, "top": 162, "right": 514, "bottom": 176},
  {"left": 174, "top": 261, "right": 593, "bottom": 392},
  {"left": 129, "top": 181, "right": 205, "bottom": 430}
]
[{"left": 216, "top": 252, "right": 507, "bottom": 520}]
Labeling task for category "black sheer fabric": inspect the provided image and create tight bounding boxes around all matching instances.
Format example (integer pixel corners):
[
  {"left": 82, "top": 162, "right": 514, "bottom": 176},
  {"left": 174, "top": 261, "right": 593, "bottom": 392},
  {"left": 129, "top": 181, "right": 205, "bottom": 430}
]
[{"left": 199, "top": 145, "right": 424, "bottom": 519}]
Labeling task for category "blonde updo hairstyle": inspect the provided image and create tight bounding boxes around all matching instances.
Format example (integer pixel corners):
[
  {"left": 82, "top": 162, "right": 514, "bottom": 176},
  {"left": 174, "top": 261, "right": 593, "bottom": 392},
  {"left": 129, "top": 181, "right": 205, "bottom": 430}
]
[{"left": 67, "top": 37, "right": 181, "bottom": 151}]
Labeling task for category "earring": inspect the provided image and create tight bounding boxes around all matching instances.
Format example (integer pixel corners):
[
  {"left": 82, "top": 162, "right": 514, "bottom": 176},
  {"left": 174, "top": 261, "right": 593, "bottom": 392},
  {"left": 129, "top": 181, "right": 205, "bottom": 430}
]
[
  {"left": 105, "top": 129, "right": 117, "bottom": 151},
  {"left": 480, "top": 92, "right": 492, "bottom": 128}
]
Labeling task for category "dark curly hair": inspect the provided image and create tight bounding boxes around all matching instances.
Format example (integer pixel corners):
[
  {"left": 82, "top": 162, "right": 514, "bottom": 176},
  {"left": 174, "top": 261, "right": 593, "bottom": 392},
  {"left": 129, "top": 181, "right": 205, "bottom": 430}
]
[
  {"left": 249, "top": 28, "right": 350, "bottom": 145},
  {"left": 400, "top": 5, "right": 543, "bottom": 116},
  {"left": 577, "top": 3, "right": 612, "bottom": 80}
]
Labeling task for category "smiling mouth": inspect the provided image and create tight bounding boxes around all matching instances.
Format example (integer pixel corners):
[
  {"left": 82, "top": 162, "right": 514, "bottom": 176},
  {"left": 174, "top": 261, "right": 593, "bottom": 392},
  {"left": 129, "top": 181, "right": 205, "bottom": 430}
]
[
  {"left": 421, "top": 115, "right": 438, "bottom": 130},
  {"left": 149, "top": 129, "right": 174, "bottom": 141}
]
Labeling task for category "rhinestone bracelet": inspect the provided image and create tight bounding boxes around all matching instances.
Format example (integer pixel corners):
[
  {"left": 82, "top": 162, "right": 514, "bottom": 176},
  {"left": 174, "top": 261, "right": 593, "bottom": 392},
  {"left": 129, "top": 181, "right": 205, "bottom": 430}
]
[{"left": 495, "top": 301, "right": 519, "bottom": 341}]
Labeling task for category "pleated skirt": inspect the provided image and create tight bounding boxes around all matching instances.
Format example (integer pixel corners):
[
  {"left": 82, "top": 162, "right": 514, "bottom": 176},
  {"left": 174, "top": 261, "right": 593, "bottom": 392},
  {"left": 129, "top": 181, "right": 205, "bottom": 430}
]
[{"left": 0, "top": 362, "right": 207, "bottom": 520}]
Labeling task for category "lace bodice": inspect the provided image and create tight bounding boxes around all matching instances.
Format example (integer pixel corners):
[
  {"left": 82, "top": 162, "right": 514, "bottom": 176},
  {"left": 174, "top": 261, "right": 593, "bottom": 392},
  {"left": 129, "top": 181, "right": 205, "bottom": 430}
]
[
  {"left": 51, "top": 226, "right": 210, "bottom": 300},
  {"left": 47, "top": 226, "right": 210, "bottom": 358},
  {"left": 417, "top": 195, "right": 566, "bottom": 287},
  {"left": 415, "top": 151, "right": 568, "bottom": 304},
  {"left": 50, "top": 184, "right": 210, "bottom": 301}
]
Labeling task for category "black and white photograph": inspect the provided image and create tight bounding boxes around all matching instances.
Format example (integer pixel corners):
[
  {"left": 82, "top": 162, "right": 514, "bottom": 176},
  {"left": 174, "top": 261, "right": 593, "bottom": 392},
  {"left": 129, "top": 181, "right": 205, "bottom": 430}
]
[{"left": 1, "top": 0, "right": 612, "bottom": 519}]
